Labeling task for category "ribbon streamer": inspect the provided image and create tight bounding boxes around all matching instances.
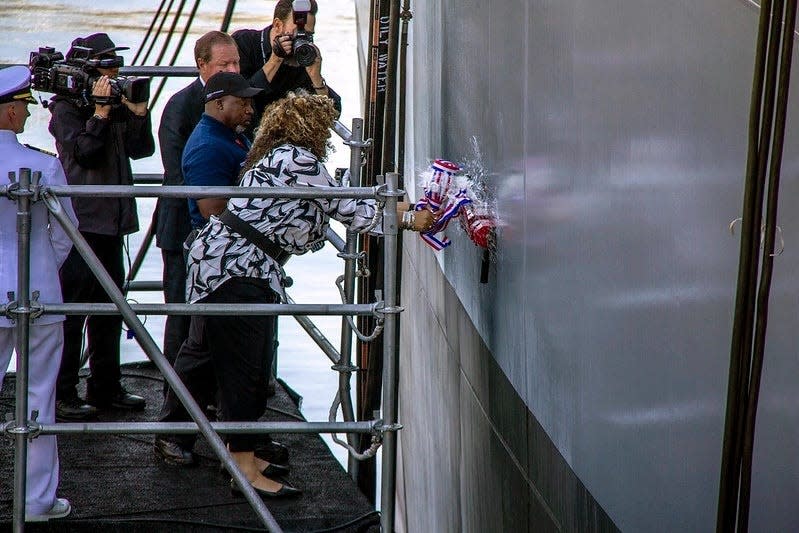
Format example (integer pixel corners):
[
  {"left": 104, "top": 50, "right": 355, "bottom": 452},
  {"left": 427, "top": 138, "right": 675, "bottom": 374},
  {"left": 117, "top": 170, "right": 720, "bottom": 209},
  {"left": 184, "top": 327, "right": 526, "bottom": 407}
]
[{"left": 415, "top": 159, "right": 472, "bottom": 250}]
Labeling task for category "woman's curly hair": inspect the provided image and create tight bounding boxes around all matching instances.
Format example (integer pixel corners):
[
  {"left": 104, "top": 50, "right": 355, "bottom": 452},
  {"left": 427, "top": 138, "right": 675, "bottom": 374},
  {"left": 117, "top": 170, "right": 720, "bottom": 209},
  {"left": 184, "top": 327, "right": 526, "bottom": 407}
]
[{"left": 242, "top": 90, "right": 338, "bottom": 174}]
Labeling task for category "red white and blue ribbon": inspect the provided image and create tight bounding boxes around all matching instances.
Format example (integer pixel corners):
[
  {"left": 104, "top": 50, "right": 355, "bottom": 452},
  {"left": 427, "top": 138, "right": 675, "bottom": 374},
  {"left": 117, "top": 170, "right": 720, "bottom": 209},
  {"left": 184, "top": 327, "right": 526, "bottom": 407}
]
[{"left": 415, "top": 159, "right": 472, "bottom": 250}]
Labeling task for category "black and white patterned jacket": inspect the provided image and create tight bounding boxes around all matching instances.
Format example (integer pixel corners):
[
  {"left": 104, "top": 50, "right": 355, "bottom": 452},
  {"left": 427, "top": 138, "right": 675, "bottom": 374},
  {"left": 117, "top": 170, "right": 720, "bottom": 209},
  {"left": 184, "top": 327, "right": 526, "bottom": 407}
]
[{"left": 186, "top": 144, "right": 380, "bottom": 303}]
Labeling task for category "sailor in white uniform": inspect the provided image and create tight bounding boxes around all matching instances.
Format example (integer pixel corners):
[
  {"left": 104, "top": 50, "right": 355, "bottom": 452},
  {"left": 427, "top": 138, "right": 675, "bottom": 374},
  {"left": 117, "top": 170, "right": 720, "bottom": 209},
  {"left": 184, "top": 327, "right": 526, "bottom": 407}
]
[{"left": 0, "top": 65, "right": 78, "bottom": 521}]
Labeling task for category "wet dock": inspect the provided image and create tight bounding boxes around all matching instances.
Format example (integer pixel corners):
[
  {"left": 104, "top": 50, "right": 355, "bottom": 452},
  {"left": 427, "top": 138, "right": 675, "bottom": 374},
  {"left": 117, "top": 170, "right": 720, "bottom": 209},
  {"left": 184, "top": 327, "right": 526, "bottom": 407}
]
[{"left": 0, "top": 363, "right": 379, "bottom": 532}]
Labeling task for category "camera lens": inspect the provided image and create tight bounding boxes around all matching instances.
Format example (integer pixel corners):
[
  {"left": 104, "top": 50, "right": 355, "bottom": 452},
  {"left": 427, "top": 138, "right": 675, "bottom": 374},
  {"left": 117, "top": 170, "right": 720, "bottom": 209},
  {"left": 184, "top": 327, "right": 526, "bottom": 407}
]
[{"left": 293, "top": 39, "right": 316, "bottom": 67}]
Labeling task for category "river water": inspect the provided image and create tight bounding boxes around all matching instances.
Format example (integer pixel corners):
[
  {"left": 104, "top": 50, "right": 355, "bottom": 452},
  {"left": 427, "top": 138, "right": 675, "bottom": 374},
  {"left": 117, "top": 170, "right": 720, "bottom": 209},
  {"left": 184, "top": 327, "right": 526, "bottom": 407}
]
[{"left": 2, "top": 0, "right": 361, "bottom": 467}]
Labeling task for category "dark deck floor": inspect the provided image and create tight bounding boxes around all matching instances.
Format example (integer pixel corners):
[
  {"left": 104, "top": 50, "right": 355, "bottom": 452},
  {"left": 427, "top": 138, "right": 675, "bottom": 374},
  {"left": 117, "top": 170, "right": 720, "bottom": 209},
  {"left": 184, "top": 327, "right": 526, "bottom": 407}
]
[{"left": 0, "top": 363, "right": 379, "bottom": 532}]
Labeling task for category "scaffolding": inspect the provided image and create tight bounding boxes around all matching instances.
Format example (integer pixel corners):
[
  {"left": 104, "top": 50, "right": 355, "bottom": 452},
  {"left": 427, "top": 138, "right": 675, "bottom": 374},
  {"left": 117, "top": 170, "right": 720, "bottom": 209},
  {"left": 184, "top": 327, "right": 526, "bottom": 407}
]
[{"left": 0, "top": 117, "right": 404, "bottom": 532}]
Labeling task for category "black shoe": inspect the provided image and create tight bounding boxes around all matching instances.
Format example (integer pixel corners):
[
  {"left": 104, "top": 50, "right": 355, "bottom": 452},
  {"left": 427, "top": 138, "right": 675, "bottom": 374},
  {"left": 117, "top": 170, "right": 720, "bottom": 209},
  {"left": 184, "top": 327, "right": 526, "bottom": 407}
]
[
  {"left": 230, "top": 479, "right": 301, "bottom": 499},
  {"left": 88, "top": 386, "right": 146, "bottom": 410},
  {"left": 220, "top": 461, "right": 290, "bottom": 479},
  {"left": 154, "top": 437, "right": 197, "bottom": 466},
  {"left": 262, "top": 462, "right": 290, "bottom": 478},
  {"left": 55, "top": 397, "right": 98, "bottom": 421},
  {"left": 255, "top": 439, "right": 289, "bottom": 465}
]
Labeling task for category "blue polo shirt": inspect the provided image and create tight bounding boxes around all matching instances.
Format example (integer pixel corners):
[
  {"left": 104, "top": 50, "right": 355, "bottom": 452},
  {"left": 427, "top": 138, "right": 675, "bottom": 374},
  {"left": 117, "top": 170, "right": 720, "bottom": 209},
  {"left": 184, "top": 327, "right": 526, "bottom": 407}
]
[{"left": 182, "top": 113, "right": 251, "bottom": 228}]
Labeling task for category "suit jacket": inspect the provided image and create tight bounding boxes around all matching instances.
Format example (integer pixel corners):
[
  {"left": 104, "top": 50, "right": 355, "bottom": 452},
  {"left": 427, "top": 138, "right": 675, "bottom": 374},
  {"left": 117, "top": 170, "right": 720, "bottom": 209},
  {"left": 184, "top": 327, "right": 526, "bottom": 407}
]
[{"left": 156, "top": 78, "right": 204, "bottom": 251}]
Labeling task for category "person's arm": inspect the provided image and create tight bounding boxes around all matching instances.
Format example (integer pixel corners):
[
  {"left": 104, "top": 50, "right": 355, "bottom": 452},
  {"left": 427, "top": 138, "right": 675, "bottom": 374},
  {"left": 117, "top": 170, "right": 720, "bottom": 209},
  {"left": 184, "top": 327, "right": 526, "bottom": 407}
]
[
  {"left": 235, "top": 29, "right": 283, "bottom": 100},
  {"left": 304, "top": 45, "right": 342, "bottom": 113},
  {"left": 197, "top": 198, "right": 229, "bottom": 219},
  {"left": 123, "top": 97, "right": 155, "bottom": 160},
  {"left": 297, "top": 156, "right": 432, "bottom": 233},
  {"left": 48, "top": 100, "right": 110, "bottom": 170}
]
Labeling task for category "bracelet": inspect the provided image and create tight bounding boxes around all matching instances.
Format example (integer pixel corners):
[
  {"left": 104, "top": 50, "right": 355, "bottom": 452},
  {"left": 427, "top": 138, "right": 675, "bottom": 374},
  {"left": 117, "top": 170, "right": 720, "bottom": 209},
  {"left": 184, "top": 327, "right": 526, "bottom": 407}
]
[
  {"left": 400, "top": 209, "right": 415, "bottom": 230},
  {"left": 312, "top": 78, "right": 327, "bottom": 90},
  {"left": 92, "top": 113, "right": 108, "bottom": 121}
]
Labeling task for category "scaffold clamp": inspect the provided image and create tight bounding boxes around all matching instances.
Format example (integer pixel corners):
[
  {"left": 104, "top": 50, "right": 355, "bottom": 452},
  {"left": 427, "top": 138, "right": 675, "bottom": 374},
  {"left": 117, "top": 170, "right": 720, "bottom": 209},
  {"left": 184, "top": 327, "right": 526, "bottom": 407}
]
[
  {"left": 373, "top": 420, "right": 403, "bottom": 434},
  {"left": 331, "top": 363, "right": 359, "bottom": 374},
  {"left": 374, "top": 183, "right": 406, "bottom": 200},
  {"left": 343, "top": 137, "right": 372, "bottom": 149},
  {"left": 2, "top": 412, "right": 43, "bottom": 441},
  {"left": 374, "top": 301, "right": 404, "bottom": 318}
]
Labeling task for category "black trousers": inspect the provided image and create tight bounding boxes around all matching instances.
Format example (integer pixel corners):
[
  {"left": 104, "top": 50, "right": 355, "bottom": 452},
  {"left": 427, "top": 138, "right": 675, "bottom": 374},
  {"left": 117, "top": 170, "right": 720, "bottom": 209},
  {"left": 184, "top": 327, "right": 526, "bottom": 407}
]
[
  {"left": 57, "top": 232, "right": 124, "bottom": 400},
  {"left": 159, "top": 277, "right": 277, "bottom": 452},
  {"left": 161, "top": 249, "right": 190, "bottom": 395}
]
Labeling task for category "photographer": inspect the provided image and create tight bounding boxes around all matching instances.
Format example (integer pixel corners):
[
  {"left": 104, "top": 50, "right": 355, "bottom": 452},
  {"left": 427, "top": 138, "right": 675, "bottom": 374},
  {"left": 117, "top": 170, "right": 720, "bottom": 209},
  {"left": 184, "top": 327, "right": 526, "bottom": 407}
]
[
  {"left": 233, "top": 0, "right": 341, "bottom": 133},
  {"left": 48, "top": 33, "right": 154, "bottom": 420}
]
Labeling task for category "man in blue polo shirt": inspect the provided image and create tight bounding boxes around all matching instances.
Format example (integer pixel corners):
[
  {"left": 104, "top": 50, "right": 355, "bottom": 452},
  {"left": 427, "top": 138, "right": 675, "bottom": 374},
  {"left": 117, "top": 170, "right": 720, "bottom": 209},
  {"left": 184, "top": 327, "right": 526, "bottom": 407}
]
[
  {"left": 154, "top": 72, "right": 260, "bottom": 466},
  {"left": 182, "top": 72, "right": 262, "bottom": 229}
]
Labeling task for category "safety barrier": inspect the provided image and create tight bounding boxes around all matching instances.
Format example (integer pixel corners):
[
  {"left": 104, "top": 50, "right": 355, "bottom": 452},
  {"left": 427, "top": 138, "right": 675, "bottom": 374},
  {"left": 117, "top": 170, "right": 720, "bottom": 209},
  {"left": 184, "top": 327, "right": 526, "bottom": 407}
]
[{"left": 0, "top": 130, "right": 404, "bottom": 532}]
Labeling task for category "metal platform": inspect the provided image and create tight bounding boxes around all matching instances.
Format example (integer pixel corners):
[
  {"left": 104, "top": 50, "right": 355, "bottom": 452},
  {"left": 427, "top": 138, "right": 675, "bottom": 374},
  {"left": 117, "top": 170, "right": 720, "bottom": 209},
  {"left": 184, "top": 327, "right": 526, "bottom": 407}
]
[{"left": 0, "top": 363, "right": 380, "bottom": 532}]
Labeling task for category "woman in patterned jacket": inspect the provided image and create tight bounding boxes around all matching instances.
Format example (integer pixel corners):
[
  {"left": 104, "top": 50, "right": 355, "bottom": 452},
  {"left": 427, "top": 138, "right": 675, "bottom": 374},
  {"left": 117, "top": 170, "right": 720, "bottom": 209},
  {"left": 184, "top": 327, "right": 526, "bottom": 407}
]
[{"left": 166, "top": 91, "right": 434, "bottom": 499}]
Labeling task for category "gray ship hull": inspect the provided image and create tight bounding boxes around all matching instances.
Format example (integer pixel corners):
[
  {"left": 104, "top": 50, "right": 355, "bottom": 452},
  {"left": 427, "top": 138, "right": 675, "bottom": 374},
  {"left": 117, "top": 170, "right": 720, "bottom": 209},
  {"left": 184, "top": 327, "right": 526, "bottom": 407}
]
[{"left": 391, "top": 1, "right": 799, "bottom": 531}]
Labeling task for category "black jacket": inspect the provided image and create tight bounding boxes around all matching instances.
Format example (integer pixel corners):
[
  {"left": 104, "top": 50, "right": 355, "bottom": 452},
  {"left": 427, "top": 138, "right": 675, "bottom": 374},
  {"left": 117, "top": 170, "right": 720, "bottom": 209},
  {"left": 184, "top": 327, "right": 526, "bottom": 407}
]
[
  {"left": 48, "top": 95, "right": 154, "bottom": 236},
  {"left": 156, "top": 78, "right": 204, "bottom": 251},
  {"left": 233, "top": 26, "right": 342, "bottom": 120}
]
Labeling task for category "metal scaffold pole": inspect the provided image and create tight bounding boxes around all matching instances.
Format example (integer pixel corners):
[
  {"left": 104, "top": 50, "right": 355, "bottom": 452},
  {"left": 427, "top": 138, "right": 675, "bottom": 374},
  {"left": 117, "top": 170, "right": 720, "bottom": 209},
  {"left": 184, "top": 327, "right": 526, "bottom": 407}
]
[
  {"left": 379, "top": 172, "right": 402, "bottom": 532},
  {"left": 10, "top": 168, "right": 33, "bottom": 532}
]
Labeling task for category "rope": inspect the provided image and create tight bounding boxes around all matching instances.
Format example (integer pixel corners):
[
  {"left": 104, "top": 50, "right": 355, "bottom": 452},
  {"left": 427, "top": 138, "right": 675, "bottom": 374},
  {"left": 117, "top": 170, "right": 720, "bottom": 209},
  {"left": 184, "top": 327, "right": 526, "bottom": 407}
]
[
  {"left": 132, "top": 0, "right": 170, "bottom": 65},
  {"left": 137, "top": 0, "right": 177, "bottom": 66},
  {"left": 150, "top": 0, "right": 201, "bottom": 107}
]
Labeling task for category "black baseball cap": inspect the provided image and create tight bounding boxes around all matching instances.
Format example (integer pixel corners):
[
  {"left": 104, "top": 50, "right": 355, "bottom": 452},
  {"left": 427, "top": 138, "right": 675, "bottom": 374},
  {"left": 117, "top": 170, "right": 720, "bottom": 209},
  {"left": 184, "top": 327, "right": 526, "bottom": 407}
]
[{"left": 204, "top": 72, "right": 263, "bottom": 103}]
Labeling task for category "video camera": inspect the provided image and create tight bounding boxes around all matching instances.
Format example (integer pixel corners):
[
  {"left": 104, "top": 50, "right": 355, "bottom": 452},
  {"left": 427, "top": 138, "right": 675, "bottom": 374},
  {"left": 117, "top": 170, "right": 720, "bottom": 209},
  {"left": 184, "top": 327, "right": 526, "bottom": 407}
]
[
  {"left": 28, "top": 46, "right": 150, "bottom": 106},
  {"left": 292, "top": 0, "right": 316, "bottom": 67}
]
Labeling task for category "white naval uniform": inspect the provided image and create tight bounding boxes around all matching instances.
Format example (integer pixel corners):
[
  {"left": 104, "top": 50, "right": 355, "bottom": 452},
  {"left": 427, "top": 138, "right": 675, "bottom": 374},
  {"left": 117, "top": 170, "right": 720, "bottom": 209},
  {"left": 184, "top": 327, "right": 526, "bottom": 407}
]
[{"left": 0, "top": 129, "right": 77, "bottom": 514}]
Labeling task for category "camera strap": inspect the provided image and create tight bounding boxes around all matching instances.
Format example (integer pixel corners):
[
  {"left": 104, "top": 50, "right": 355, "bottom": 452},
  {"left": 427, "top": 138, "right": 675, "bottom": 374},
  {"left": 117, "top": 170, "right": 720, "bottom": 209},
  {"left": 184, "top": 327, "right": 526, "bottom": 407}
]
[{"left": 260, "top": 28, "right": 268, "bottom": 64}]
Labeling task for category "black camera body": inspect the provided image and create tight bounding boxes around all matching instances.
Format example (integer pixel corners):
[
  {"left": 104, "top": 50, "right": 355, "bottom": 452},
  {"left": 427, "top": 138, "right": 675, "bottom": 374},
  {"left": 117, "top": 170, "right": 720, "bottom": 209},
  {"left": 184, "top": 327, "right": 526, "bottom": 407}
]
[
  {"left": 292, "top": 0, "right": 317, "bottom": 67},
  {"left": 29, "top": 46, "right": 150, "bottom": 106}
]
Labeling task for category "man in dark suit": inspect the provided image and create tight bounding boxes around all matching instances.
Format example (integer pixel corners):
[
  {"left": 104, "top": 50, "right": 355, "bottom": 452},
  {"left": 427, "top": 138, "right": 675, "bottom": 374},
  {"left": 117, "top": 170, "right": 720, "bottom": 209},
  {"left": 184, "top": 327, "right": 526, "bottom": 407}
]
[{"left": 156, "top": 30, "right": 240, "bottom": 380}]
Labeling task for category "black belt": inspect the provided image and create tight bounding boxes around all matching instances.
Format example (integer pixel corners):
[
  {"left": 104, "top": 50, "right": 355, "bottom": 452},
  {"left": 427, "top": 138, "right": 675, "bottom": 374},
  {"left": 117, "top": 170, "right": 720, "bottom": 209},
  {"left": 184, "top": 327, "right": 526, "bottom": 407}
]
[{"left": 218, "top": 209, "right": 291, "bottom": 266}]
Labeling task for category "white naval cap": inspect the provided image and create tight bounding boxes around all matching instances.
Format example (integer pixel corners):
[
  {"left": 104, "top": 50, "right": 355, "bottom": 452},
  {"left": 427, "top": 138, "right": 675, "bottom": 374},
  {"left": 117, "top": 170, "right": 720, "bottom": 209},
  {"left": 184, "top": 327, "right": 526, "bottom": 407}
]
[{"left": 0, "top": 65, "right": 37, "bottom": 105}]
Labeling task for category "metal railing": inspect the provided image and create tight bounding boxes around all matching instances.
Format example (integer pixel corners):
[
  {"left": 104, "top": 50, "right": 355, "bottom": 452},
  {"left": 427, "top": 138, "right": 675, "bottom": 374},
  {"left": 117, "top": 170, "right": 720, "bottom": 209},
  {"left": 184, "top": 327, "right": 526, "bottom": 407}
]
[{"left": 1, "top": 160, "right": 404, "bottom": 532}]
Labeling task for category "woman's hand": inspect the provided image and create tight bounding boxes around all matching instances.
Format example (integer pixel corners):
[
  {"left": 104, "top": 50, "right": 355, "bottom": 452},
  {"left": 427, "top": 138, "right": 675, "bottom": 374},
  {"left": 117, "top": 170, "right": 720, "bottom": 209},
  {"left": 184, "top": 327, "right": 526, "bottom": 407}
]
[
  {"left": 411, "top": 209, "right": 436, "bottom": 232},
  {"left": 397, "top": 204, "right": 437, "bottom": 232}
]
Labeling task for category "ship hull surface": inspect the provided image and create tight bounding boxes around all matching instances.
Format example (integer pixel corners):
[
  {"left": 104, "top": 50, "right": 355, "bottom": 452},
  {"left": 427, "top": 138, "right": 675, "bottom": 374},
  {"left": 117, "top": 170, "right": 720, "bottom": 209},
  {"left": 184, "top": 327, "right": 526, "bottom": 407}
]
[{"left": 393, "top": 1, "right": 799, "bottom": 531}]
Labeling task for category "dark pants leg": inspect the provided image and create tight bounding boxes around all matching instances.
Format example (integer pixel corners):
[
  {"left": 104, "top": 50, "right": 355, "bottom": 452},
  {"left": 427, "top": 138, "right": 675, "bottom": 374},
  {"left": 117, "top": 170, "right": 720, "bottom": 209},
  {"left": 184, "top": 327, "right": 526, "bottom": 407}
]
[
  {"left": 158, "top": 314, "right": 217, "bottom": 450},
  {"left": 57, "top": 232, "right": 124, "bottom": 401},
  {"left": 161, "top": 249, "right": 190, "bottom": 394},
  {"left": 206, "top": 278, "right": 276, "bottom": 452}
]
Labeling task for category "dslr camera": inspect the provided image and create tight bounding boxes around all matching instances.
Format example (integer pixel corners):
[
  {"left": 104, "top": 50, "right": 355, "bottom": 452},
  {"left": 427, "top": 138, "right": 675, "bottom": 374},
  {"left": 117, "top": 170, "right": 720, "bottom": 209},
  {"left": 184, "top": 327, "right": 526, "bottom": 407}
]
[
  {"left": 292, "top": 0, "right": 317, "bottom": 67},
  {"left": 28, "top": 46, "right": 150, "bottom": 106}
]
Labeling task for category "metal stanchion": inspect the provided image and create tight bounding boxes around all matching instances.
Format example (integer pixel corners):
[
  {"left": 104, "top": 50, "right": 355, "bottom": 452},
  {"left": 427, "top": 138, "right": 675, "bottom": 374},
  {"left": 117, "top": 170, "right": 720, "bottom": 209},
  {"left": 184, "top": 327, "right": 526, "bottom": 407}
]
[
  {"left": 337, "top": 118, "right": 368, "bottom": 478},
  {"left": 379, "top": 172, "right": 403, "bottom": 532},
  {"left": 9, "top": 168, "right": 33, "bottom": 532}
]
